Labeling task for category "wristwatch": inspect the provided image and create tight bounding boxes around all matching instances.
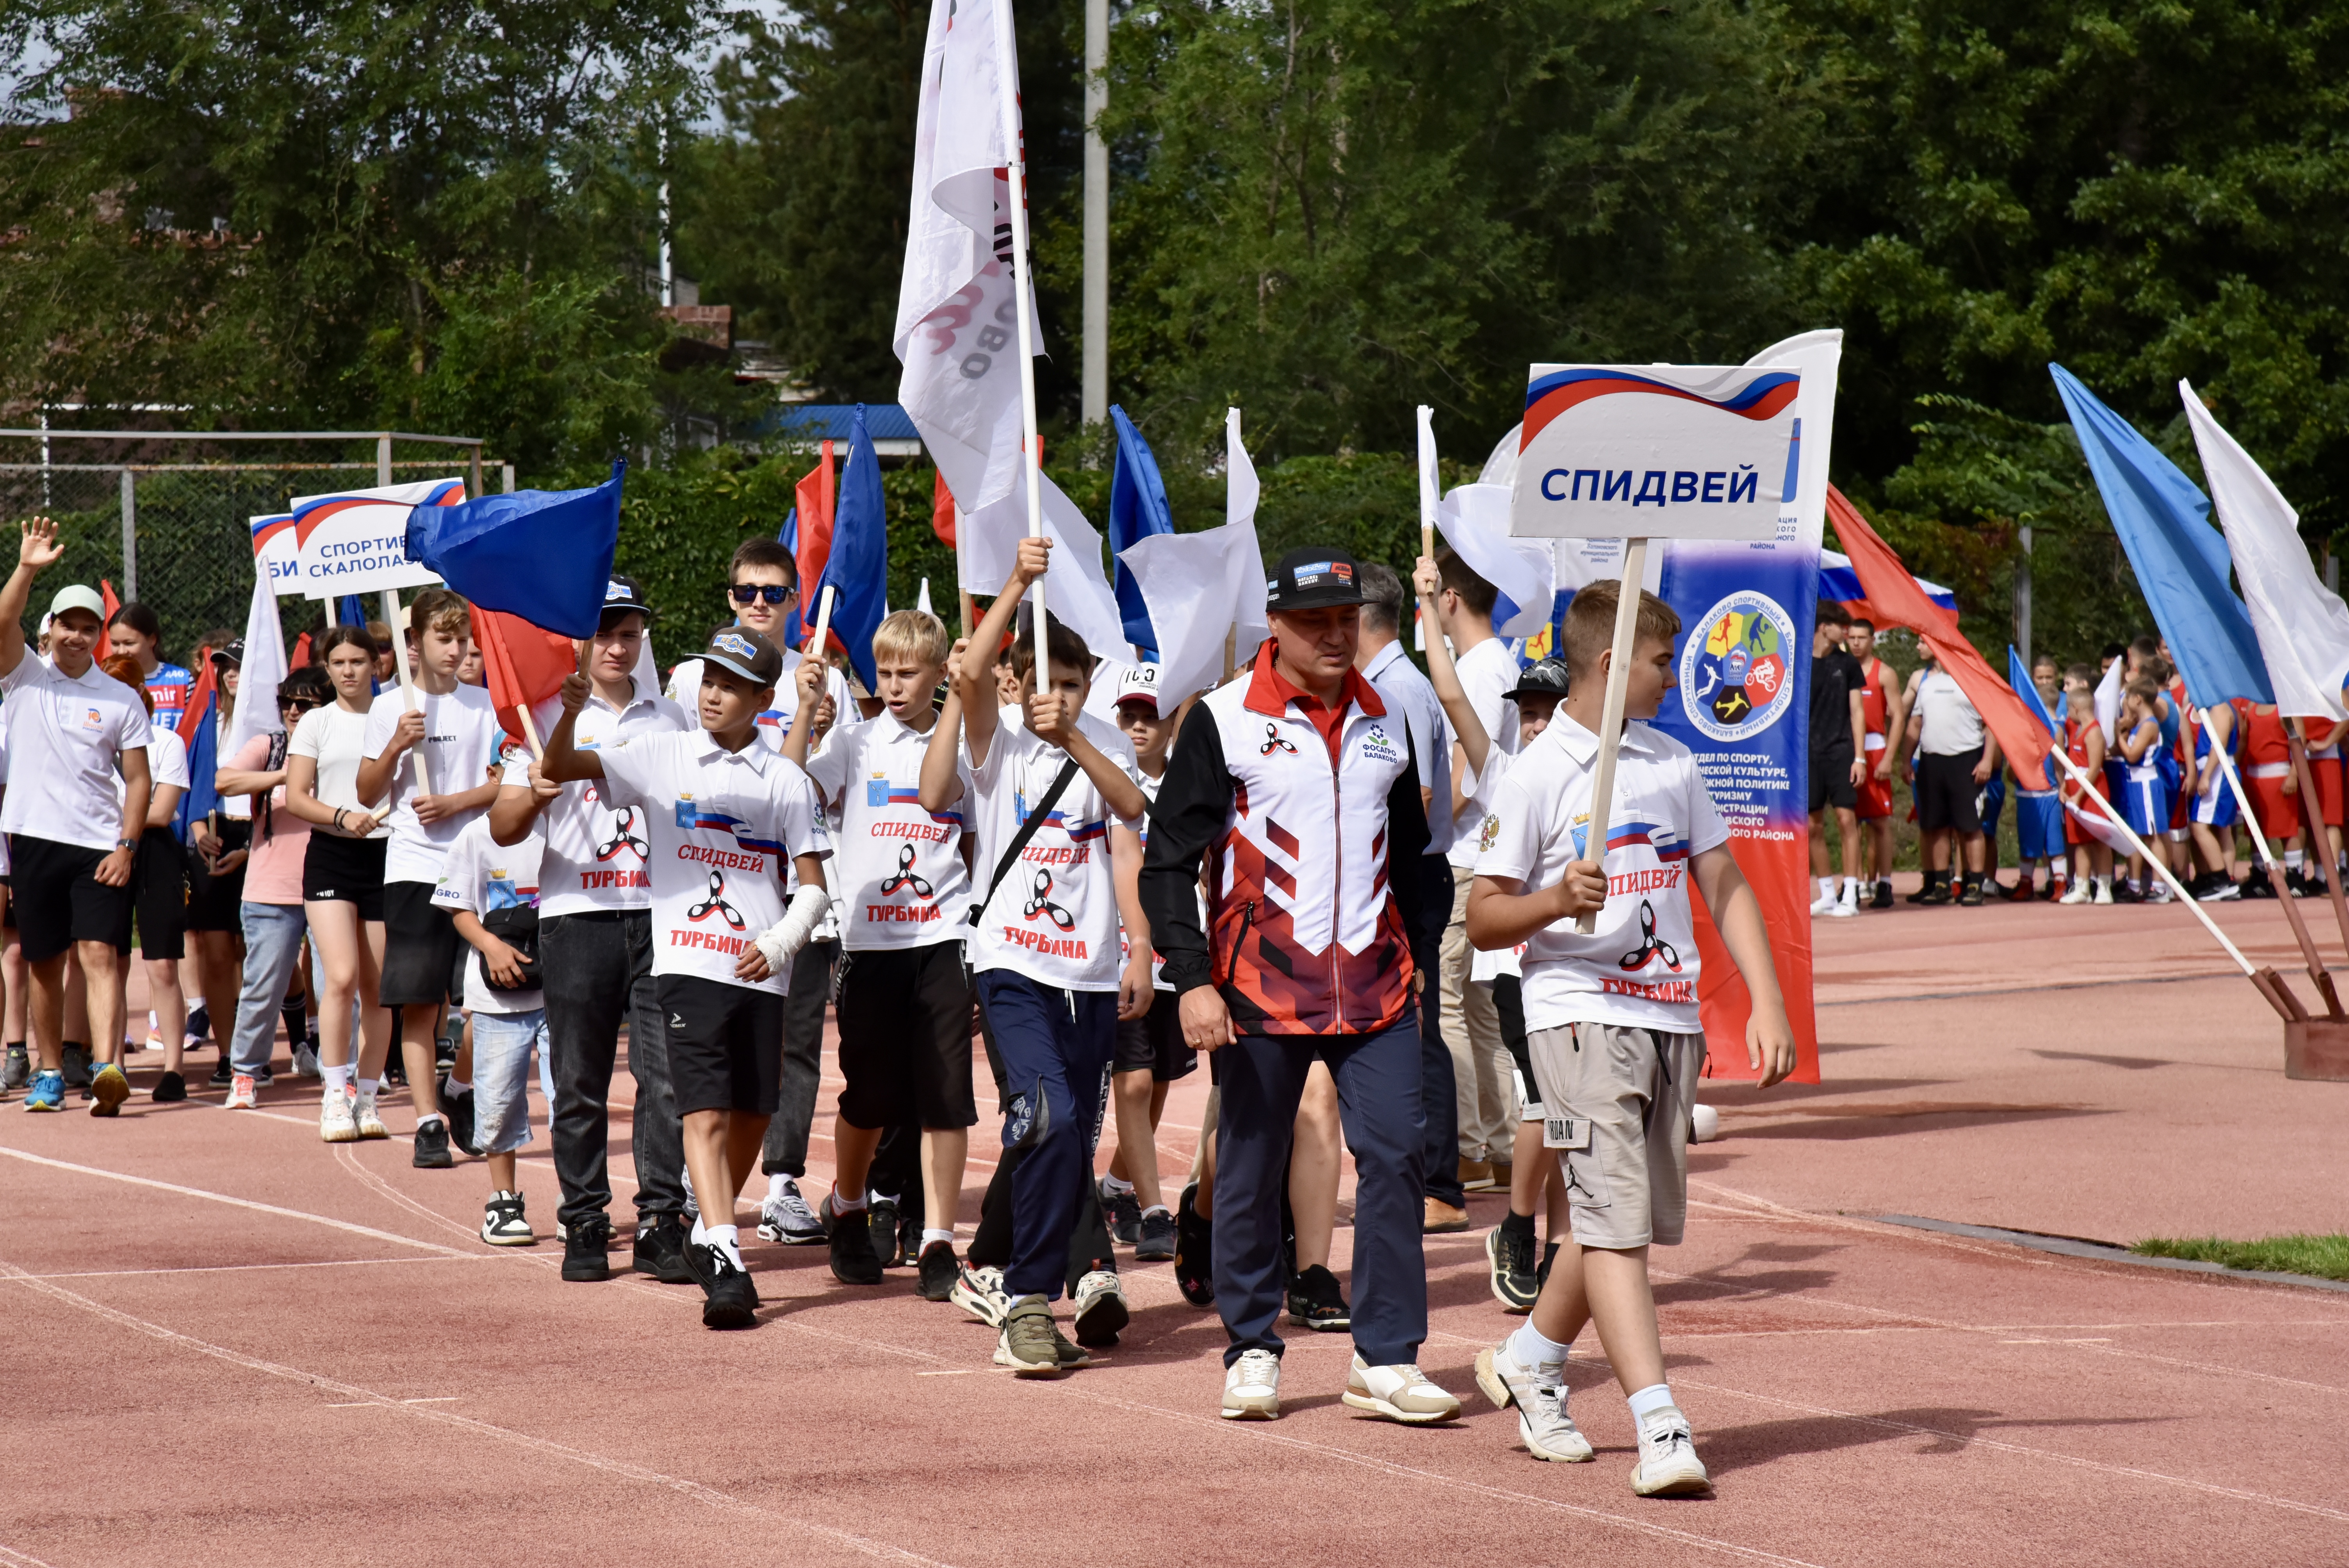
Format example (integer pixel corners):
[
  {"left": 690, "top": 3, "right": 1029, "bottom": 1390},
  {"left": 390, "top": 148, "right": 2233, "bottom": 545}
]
[{"left": 115, "top": 839, "right": 136, "bottom": 851}]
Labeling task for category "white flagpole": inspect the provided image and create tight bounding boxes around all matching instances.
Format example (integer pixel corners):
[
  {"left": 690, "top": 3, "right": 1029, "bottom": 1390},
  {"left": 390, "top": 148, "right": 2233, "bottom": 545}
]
[
  {"left": 2204, "top": 709, "right": 2341, "bottom": 1013},
  {"left": 2051, "top": 747, "right": 2258, "bottom": 978},
  {"left": 990, "top": 0, "right": 1048, "bottom": 686}
]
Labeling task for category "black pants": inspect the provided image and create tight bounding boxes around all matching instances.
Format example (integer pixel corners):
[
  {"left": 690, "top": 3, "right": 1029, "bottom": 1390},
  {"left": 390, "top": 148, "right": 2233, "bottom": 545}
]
[
  {"left": 963, "top": 974, "right": 1115, "bottom": 1293},
  {"left": 759, "top": 939, "right": 836, "bottom": 1178},
  {"left": 1415, "top": 857, "right": 1462, "bottom": 1206},
  {"left": 541, "top": 911, "right": 686, "bottom": 1232}
]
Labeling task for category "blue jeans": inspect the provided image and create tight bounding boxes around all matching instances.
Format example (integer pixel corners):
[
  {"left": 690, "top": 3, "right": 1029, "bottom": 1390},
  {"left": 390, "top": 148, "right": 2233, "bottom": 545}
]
[
  {"left": 974, "top": 970, "right": 1117, "bottom": 1301},
  {"left": 230, "top": 903, "right": 308, "bottom": 1076},
  {"left": 471, "top": 1009, "right": 549, "bottom": 1156}
]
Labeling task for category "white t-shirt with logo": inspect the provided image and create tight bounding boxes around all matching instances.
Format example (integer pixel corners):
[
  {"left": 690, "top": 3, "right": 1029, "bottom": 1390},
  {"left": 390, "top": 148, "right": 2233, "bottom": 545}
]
[
  {"left": 1472, "top": 714, "right": 1729, "bottom": 1036},
  {"left": 431, "top": 817, "right": 546, "bottom": 1015},
  {"left": 0, "top": 654, "right": 150, "bottom": 852},
  {"left": 289, "top": 704, "right": 390, "bottom": 839},
  {"left": 667, "top": 647, "right": 852, "bottom": 751},
  {"left": 968, "top": 707, "right": 1141, "bottom": 993},
  {"left": 362, "top": 684, "right": 508, "bottom": 884},
  {"left": 119, "top": 720, "right": 191, "bottom": 820},
  {"left": 505, "top": 684, "right": 692, "bottom": 919},
  {"left": 595, "top": 730, "right": 831, "bottom": 994},
  {"left": 1447, "top": 636, "right": 1524, "bottom": 871},
  {"left": 1462, "top": 747, "right": 1524, "bottom": 985},
  {"left": 802, "top": 709, "right": 973, "bottom": 951}
]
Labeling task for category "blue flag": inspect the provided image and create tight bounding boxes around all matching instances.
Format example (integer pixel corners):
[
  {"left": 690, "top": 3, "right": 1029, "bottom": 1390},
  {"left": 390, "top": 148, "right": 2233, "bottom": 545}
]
[
  {"left": 404, "top": 461, "right": 624, "bottom": 639},
  {"left": 336, "top": 593, "right": 366, "bottom": 629},
  {"left": 2010, "top": 645, "right": 2061, "bottom": 739},
  {"left": 176, "top": 687, "right": 220, "bottom": 837},
  {"left": 780, "top": 508, "right": 809, "bottom": 648},
  {"left": 814, "top": 407, "right": 888, "bottom": 691},
  {"left": 1107, "top": 406, "right": 1174, "bottom": 657},
  {"left": 2049, "top": 365, "right": 2272, "bottom": 706}
]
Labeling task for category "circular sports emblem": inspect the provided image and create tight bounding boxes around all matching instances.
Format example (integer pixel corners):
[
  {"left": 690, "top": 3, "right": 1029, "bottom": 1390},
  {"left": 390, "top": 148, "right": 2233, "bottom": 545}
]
[{"left": 1679, "top": 590, "right": 1798, "bottom": 743}]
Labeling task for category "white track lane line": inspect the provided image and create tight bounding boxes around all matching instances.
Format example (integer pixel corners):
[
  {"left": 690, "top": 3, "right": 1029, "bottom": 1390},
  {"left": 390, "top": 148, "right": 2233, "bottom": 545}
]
[
  {"left": 0, "top": 1545, "right": 58, "bottom": 1568},
  {"left": 27, "top": 1256, "right": 479, "bottom": 1281},
  {"left": 0, "top": 1258, "right": 961, "bottom": 1568}
]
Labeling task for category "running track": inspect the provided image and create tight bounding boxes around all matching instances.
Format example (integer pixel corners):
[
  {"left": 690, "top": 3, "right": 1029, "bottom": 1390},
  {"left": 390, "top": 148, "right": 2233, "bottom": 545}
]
[{"left": 3, "top": 882, "right": 2344, "bottom": 1566}]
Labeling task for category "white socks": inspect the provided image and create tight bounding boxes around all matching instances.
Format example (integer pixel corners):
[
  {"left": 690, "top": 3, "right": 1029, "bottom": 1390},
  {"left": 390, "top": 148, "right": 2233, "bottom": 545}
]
[
  {"left": 1627, "top": 1382, "right": 1677, "bottom": 1422},
  {"left": 766, "top": 1172, "right": 790, "bottom": 1203},
  {"left": 1841, "top": 877, "right": 1859, "bottom": 898},
  {"left": 322, "top": 1063, "right": 354, "bottom": 1093},
  {"left": 831, "top": 1184, "right": 868, "bottom": 1215},
  {"left": 1101, "top": 1173, "right": 1135, "bottom": 1196},
  {"left": 357, "top": 1076, "right": 380, "bottom": 1098},
  {"left": 1818, "top": 876, "right": 1836, "bottom": 899},
  {"left": 704, "top": 1223, "right": 743, "bottom": 1268},
  {"left": 1508, "top": 1323, "right": 1571, "bottom": 1376},
  {"left": 921, "top": 1228, "right": 955, "bottom": 1247},
  {"left": 445, "top": 1074, "right": 471, "bottom": 1096}
]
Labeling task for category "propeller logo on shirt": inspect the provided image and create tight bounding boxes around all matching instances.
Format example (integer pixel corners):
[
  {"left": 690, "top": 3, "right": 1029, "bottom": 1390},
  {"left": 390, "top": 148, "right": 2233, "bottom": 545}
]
[
  {"left": 1618, "top": 899, "right": 1682, "bottom": 973},
  {"left": 1260, "top": 723, "right": 1299, "bottom": 756},
  {"left": 687, "top": 869, "right": 746, "bottom": 930},
  {"left": 1022, "top": 867, "right": 1076, "bottom": 930},
  {"left": 596, "top": 806, "right": 649, "bottom": 862},
  {"left": 879, "top": 843, "right": 936, "bottom": 901}
]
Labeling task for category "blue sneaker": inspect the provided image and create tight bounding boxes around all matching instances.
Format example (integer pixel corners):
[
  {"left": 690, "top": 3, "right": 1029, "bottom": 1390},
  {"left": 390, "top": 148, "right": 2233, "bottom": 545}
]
[{"left": 23, "top": 1069, "right": 64, "bottom": 1112}]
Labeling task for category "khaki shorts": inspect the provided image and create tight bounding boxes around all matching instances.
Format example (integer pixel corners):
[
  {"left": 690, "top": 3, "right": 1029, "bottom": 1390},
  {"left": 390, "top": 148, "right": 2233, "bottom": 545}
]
[{"left": 1527, "top": 1021, "right": 1706, "bottom": 1250}]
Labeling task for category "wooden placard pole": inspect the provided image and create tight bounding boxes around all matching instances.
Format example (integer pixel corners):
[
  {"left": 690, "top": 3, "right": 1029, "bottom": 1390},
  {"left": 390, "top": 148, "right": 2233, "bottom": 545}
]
[
  {"left": 2207, "top": 713, "right": 2339, "bottom": 1016},
  {"left": 2287, "top": 722, "right": 2349, "bottom": 964},
  {"left": 1575, "top": 537, "right": 1650, "bottom": 934},
  {"left": 383, "top": 588, "right": 430, "bottom": 796}
]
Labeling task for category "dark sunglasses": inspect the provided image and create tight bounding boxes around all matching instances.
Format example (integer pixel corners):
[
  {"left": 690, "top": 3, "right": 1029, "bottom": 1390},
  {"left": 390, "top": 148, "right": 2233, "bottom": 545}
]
[
  {"left": 729, "top": 583, "right": 791, "bottom": 606},
  {"left": 281, "top": 698, "right": 322, "bottom": 714}
]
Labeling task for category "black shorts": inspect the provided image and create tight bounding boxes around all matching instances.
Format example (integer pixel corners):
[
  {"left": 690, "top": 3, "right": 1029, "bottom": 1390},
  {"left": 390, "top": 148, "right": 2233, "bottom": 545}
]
[
  {"left": 185, "top": 819, "right": 251, "bottom": 932},
  {"left": 1114, "top": 994, "right": 1196, "bottom": 1082},
  {"left": 132, "top": 826, "right": 187, "bottom": 959},
  {"left": 657, "top": 973, "right": 785, "bottom": 1116},
  {"left": 1809, "top": 748, "right": 1857, "bottom": 814},
  {"left": 1916, "top": 748, "right": 1985, "bottom": 833},
  {"left": 378, "top": 881, "right": 462, "bottom": 1007},
  {"left": 9, "top": 835, "right": 134, "bottom": 964},
  {"left": 303, "top": 832, "right": 387, "bottom": 921},
  {"left": 1492, "top": 972, "right": 1535, "bottom": 1105},
  {"left": 834, "top": 943, "right": 979, "bottom": 1130}
]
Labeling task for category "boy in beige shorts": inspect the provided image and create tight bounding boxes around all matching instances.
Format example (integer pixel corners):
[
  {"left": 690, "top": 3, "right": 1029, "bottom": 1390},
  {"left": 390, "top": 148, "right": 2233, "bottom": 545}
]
[{"left": 1464, "top": 580, "right": 1795, "bottom": 1496}]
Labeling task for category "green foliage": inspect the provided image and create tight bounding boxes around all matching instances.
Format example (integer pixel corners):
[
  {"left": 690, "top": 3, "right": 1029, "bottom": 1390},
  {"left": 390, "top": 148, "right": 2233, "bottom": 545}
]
[{"left": 2133, "top": 1233, "right": 2349, "bottom": 1281}]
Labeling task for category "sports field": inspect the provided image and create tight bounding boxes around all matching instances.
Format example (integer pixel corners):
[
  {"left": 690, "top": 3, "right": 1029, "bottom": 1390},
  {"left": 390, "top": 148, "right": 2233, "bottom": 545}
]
[{"left": 3, "top": 884, "right": 2343, "bottom": 1568}]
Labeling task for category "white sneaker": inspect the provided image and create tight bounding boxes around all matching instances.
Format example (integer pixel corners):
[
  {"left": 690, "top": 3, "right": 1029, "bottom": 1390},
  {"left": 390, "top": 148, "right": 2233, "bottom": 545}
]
[
  {"left": 950, "top": 1262, "right": 1011, "bottom": 1327},
  {"left": 223, "top": 1073, "right": 258, "bottom": 1111},
  {"left": 1071, "top": 1269, "right": 1130, "bottom": 1347},
  {"left": 1631, "top": 1405, "right": 1711, "bottom": 1495},
  {"left": 1222, "top": 1348, "right": 1282, "bottom": 1420},
  {"left": 2092, "top": 880, "right": 2114, "bottom": 906},
  {"left": 2146, "top": 880, "right": 2173, "bottom": 904},
  {"left": 2058, "top": 881, "right": 2091, "bottom": 905},
  {"left": 1826, "top": 887, "right": 1858, "bottom": 918},
  {"left": 480, "top": 1190, "right": 535, "bottom": 1246},
  {"left": 353, "top": 1089, "right": 389, "bottom": 1140},
  {"left": 1474, "top": 1339, "right": 1593, "bottom": 1461},
  {"left": 1808, "top": 889, "right": 1837, "bottom": 915},
  {"left": 755, "top": 1177, "right": 826, "bottom": 1244},
  {"left": 1342, "top": 1353, "right": 1461, "bottom": 1424},
  {"left": 291, "top": 1042, "right": 322, "bottom": 1080},
  {"left": 319, "top": 1086, "right": 359, "bottom": 1143}
]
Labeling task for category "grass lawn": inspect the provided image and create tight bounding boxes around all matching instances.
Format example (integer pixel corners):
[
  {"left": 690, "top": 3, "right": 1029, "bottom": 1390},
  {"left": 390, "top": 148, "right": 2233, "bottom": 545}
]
[{"left": 2132, "top": 1235, "right": 2349, "bottom": 1282}]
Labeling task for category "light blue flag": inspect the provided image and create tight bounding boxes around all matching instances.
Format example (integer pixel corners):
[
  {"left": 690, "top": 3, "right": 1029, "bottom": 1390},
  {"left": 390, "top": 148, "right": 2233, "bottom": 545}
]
[
  {"left": 2010, "top": 645, "right": 2060, "bottom": 739},
  {"left": 2049, "top": 364, "right": 2272, "bottom": 706}
]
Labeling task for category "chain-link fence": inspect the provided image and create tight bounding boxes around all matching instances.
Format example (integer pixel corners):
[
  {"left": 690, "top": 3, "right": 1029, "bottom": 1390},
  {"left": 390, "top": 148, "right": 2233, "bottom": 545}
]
[{"left": 0, "top": 433, "right": 488, "bottom": 666}]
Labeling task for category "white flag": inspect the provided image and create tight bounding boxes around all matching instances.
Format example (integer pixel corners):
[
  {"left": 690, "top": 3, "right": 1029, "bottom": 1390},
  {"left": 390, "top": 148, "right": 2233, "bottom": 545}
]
[
  {"left": 2181, "top": 381, "right": 2349, "bottom": 724},
  {"left": 1436, "top": 483, "right": 1556, "bottom": 639},
  {"left": 220, "top": 554, "right": 288, "bottom": 765},
  {"left": 1116, "top": 408, "right": 1269, "bottom": 703},
  {"left": 892, "top": 0, "right": 1044, "bottom": 520},
  {"left": 957, "top": 462, "right": 1126, "bottom": 661},
  {"left": 2094, "top": 651, "right": 2124, "bottom": 746},
  {"left": 918, "top": 577, "right": 934, "bottom": 616}
]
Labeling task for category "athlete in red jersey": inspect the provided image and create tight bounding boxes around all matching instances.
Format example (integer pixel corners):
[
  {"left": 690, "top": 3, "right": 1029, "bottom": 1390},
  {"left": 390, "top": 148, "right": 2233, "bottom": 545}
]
[{"left": 1847, "top": 620, "right": 1902, "bottom": 909}]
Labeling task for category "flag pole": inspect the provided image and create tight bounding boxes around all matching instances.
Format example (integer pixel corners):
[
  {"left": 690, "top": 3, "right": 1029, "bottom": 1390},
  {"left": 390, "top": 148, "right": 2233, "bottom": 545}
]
[
  {"left": 2206, "top": 711, "right": 2338, "bottom": 1013},
  {"left": 991, "top": 0, "right": 1048, "bottom": 687},
  {"left": 1575, "top": 537, "right": 1648, "bottom": 935},
  {"left": 956, "top": 504, "right": 975, "bottom": 639},
  {"left": 383, "top": 588, "right": 431, "bottom": 797},
  {"left": 2287, "top": 722, "right": 2349, "bottom": 962}
]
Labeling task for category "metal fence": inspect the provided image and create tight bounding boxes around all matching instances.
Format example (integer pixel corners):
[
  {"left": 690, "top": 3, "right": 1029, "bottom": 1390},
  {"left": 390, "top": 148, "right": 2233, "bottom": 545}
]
[{"left": 0, "top": 430, "right": 492, "bottom": 666}]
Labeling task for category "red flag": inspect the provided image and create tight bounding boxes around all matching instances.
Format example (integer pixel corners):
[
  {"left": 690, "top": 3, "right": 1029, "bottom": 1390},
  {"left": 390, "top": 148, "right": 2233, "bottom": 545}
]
[
  {"left": 289, "top": 631, "right": 314, "bottom": 669},
  {"left": 100, "top": 579, "right": 120, "bottom": 620},
  {"left": 1828, "top": 487, "right": 2054, "bottom": 791},
  {"left": 473, "top": 606, "right": 578, "bottom": 746},
  {"left": 173, "top": 653, "right": 217, "bottom": 747},
  {"left": 794, "top": 441, "right": 837, "bottom": 608},
  {"left": 930, "top": 469, "right": 956, "bottom": 547}
]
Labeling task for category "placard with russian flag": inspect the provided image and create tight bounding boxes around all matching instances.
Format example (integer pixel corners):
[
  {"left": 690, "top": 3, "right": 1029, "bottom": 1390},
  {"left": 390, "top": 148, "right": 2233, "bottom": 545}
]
[
  {"left": 249, "top": 510, "right": 300, "bottom": 591},
  {"left": 1510, "top": 363, "right": 1802, "bottom": 542},
  {"left": 289, "top": 478, "right": 464, "bottom": 598}
]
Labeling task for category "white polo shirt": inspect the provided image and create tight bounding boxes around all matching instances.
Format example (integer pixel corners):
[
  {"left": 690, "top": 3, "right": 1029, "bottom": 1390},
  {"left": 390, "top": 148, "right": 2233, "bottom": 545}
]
[
  {"left": 506, "top": 682, "right": 692, "bottom": 919},
  {"left": 1447, "top": 636, "right": 1522, "bottom": 871},
  {"left": 802, "top": 708, "right": 973, "bottom": 951},
  {"left": 968, "top": 706, "right": 1141, "bottom": 993},
  {"left": 595, "top": 729, "right": 831, "bottom": 994},
  {"left": 1472, "top": 713, "right": 1729, "bottom": 1036},
  {"left": 362, "top": 683, "right": 507, "bottom": 884},
  {"left": 1, "top": 653, "right": 150, "bottom": 852},
  {"left": 431, "top": 817, "right": 546, "bottom": 1015},
  {"left": 667, "top": 648, "right": 852, "bottom": 751}
]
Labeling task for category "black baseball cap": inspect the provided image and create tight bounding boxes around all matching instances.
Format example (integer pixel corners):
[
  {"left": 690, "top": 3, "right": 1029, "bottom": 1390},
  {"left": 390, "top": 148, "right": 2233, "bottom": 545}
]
[
  {"left": 701, "top": 625, "right": 782, "bottom": 688},
  {"left": 1508, "top": 656, "right": 1569, "bottom": 701},
  {"left": 1265, "top": 547, "right": 1367, "bottom": 611},
  {"left": 600, "top": 574, "right": 654, "bottom": 628},
  {"left": 208, "top": 638, "right": 245, "bottom": 669}
]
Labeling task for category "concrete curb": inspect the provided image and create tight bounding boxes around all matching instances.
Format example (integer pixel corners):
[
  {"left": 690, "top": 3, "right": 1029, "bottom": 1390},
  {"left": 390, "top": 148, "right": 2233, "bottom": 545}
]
[{"left": 1869, "top": 1213, "right": 2349, "bottom": 1296}]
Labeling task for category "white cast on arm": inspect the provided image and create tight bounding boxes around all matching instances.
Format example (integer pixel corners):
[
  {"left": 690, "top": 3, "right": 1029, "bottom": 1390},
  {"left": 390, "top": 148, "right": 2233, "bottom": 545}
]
[{"left": 754, "top": 883, "right": 831, "bottom": 973}]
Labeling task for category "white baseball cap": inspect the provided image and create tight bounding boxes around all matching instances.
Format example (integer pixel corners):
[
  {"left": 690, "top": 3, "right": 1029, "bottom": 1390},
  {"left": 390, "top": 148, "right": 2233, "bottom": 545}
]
[
  {"left": 1115, "top": 663, "right": 1165, "bottom": 712},
  {"left": 48, "top": 585, "right": 105, "bottom": 623}
]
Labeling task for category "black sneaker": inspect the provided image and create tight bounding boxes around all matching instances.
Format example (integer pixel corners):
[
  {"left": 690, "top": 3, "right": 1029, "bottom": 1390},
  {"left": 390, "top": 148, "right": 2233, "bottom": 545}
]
[
  {"left": 563, "top": 1215, "right": 614, "bottom": 1281},
  {"left": 916, "top": 1239, "right": 959, "bottom": 1301},
  {"left": 2111, "top": 879, "right": 2143, "bottom": 903},
  {"left": 1173, "top": 1181, "right": 1214, "bottom": 1306},
  {"left": 2, "top": 1044, "right": 25, "bottom": 1091},
  {"left": 1537, "top": 1238, "right": 1562, "bottom": 1290},
  {"left": 684, "top": 1242, "right": 759, "bottom": 1329},
  {"left": 186, "top": 1005, "right": 210, "bottom": 1043},
  {"left": 1285, "top": 1263, "right": 1349, "bottom": 1331},
  {"left": 151, "top": 1070, "right": 187, "bottom": 1103},
  {"left": 898, "top": 1210, "right": 921, "bottom": 1269},
  {"left": 1135, "top": 1206, "right": 1176, "bottom": 1262},
  {"left": 867, "top": 1196, "right": 903, "bottom": 1268},
  {"left": 1957, "top": 877, "right": 1984, "bottom": 907},
  {"left": 1486, "top": 1218, "right": 1539, "bottom": 1312},
  {"left": 1871, "top": 879, "right": 1893, "bottom": 911},
  {"left": 412, "top": 1117, "right": 453, "bottom": 1169},
  {"left": 2287, "top": 868, "right": 2312, "bottom": 898},
  {"left": 633, "top": 1215, "right": 695, "bottom": 1283},
  {"left": 438, "top": 1076, "right": 480, "bottom": 1157},
  {"left": 252, "top": 1063, "right": 273, "bottom": 1087},
  {"left": 823, "top": 1193, "right": 883, "bottom": 1285},
  {"left": 208, "top": 1054, "right": 235, "bottom": 1087},
  {"left": 1102, "top": 1181, "right": 1143, "bottom": 1245},
  {"left": 2245, "top": 870, "right": 2279, "bottom": 898}
]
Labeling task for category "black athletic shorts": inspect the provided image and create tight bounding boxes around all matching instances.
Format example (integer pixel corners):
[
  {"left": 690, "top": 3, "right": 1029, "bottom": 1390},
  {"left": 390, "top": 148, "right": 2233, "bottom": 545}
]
[
  {"left": 302, "top": 832, "right": 387, "bottom": 921},
  {"left": 132, "top": 826, "right": 187, "bottom": 960},
  {"left": 834, "top": 943, "right": 979, "bottom": 1130},
  {"left": 1492, "top": 971, "right": 1536, "bottom": 1107},
  {"left": 185, "top": 818, "right": 251, "bottom": 932},
  {"left": 378, "top": 880, "right": 462, "bottom": 1007},
  {"left": 1114, "top": 994, "right": 1195, "bottom": 1083},
  {"left": 10, "top": 834, "right": 134, "bottom": 964},
  {"left": 1808, "top": 747, "right": 1857, "bottom": 814},
  {"left": 657, "top": 972, "right": 785, "bottom": 1116},
  {"left": 1916, "top": 748, "right": 1985, "bottom": 834}
]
